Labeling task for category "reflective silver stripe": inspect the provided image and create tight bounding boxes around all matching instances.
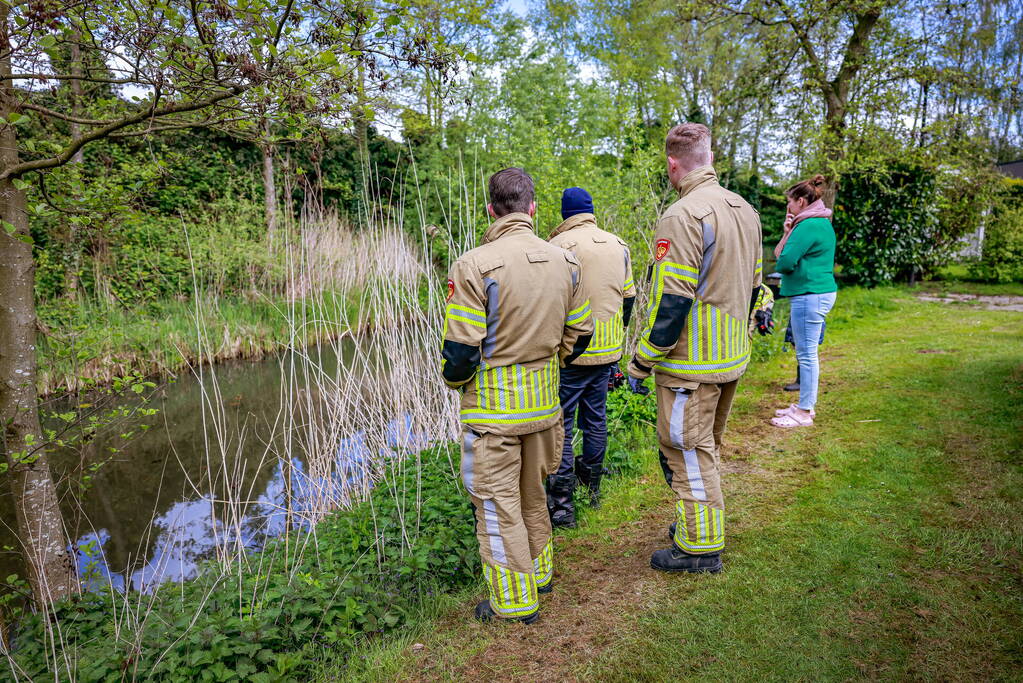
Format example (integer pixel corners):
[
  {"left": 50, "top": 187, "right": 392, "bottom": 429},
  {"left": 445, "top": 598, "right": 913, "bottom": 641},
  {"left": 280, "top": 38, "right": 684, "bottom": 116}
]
[
  {"left": 696, "top": 221, "right": 715, "bottom": 296},
  {"left": 482, "top": 276, "right": 500, "bottom": 359},
  {"left": 483, "top": 499, "right": 506, "bottom": 564},
  {"left": 663, "top": 263, "right": 698, "bottom": 280},
  {"left": 659, "top": 354, "right": 749, "bottom": 372},
  {"left": 461, "top": 430, "right": 477, "bottom": 495},
  {"left": 498, "top": 366, "right": 507, "bottom": 411},
  {"left": 446, "top": 305, "right": 486, "bottom": 323},
  {"left": 669, "top": 389, "right": 689, "bottom": 450},
  {"left": 671, "top": 390, "right": 707, "bottom": 502},
  {"left": 461, "top": 404, "right": 561, "bottom": 423},
  {"left": 684, "top": 449, "right": 707, "bottom": 501}
]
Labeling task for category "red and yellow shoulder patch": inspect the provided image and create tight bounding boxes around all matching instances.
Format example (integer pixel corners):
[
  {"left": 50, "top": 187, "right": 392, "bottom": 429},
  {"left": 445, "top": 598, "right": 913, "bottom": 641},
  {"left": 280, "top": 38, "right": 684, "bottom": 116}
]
[
  {"left": 446, "top": 278, "right": 455, "bottom": 301},
  {"left": 655, "top": 239, "right": 671, "bottom": 261}
]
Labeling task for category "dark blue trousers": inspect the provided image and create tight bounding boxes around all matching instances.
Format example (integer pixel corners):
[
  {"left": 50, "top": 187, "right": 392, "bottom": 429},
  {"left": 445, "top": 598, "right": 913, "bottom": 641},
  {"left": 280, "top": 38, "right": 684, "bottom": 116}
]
[{"left": 557, "top": 363, "right": 613, "bottom": 476}]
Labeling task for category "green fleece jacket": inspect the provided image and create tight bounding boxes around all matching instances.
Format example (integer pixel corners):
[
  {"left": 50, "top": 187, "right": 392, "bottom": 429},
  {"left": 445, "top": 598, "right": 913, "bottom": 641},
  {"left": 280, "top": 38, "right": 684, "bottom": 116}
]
[{"left": 776, "top": 216, "right": 837, "bottom": 297}]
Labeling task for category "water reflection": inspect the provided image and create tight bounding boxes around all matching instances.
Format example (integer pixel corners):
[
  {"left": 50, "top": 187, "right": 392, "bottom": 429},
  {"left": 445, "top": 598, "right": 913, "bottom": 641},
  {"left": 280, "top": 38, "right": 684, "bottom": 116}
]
[
  {"left": 67, "top": 411, "right": 430, "bottom": 593},
  {"left": 0, "top": 337, "right": 430, "bottom": 594}
]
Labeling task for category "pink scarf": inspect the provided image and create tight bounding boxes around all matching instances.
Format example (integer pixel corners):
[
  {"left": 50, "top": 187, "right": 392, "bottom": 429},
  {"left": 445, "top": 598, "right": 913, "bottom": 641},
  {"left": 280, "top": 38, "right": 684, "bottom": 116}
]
[{"left": 791, "top": 199, "right": 832, "bottom": 229}]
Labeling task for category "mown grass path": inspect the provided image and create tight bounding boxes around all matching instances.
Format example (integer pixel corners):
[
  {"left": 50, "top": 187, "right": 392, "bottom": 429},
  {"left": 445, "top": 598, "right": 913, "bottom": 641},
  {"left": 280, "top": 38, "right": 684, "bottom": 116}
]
[{"left": 327, "top": 288, "right": 1023, "bottom": 682}]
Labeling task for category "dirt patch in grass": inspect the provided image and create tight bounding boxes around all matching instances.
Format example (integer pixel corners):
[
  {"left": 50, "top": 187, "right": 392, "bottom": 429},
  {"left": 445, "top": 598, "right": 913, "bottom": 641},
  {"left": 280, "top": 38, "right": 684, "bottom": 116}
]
[
  {"left": 916, "top": 292, "right": 1023, "bottom": 311},
  {"left": 408, "top": 505, "right": 673, "bottom": 682},
  {"left": 402, "top": 438, "right": 815, "bottom": 682}
]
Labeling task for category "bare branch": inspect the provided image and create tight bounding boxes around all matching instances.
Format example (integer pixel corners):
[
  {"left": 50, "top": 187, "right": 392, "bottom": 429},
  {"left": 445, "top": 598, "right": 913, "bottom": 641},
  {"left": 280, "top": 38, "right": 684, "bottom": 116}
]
[
  {"left": 19, "top": 101, "right": 109, "bottom": 126},
  {"left": 3, "top": 73, "right": 141, "bottom": 84},
  {"left": 107, "top": 117, "right": 249, "bottom": 138},
  {"left": 0, "top": 85, "right": 246, "bottom": 180}
]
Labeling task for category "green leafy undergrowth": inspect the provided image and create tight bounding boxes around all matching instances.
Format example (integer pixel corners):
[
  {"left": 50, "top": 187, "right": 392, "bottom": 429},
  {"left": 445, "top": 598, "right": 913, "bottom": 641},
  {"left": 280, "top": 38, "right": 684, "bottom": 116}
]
[{"left": 3, "top": 446, "right": 478, "bottom": 682}]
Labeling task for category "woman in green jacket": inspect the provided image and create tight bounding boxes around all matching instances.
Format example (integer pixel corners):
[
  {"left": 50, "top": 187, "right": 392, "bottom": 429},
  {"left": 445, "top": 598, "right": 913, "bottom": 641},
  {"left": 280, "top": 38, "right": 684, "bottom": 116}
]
[{"left": 771, "top": 174, "right": 837, "bottom": 428}]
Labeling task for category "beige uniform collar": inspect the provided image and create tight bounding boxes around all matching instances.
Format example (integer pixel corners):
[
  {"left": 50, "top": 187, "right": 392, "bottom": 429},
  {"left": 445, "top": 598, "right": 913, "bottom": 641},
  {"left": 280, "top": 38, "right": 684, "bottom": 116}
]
[
  {"left": 483, "top": 212, "right": 535, "bottom": 244},
  {"left": 547, "top": 212, "right": 596, "bottom": 240},
  {"left": 674, "top": 165, "right": 718, "bottom": 197}
]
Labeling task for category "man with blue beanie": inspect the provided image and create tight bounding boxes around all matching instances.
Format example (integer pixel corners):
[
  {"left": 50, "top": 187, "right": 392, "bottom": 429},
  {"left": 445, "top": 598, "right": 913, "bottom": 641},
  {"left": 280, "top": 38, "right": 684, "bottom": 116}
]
[{"left": 546, "top": 187, "right": 636, "bottom": 528}]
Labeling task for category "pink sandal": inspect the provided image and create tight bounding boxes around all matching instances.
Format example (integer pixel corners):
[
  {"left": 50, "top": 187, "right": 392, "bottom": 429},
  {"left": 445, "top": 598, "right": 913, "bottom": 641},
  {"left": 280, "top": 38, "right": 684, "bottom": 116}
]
[
  {"left": 775, "top": 404, "right": 815, "bottom": 418},
  {"left": 771, "top": 411, "right": 814, "bottom": 428}
]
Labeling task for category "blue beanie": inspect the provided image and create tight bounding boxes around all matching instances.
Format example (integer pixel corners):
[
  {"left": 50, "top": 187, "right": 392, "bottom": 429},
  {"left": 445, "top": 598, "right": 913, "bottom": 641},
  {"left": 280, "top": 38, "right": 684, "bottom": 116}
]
[{"left": 561, "top": 187, "right": 594, "bottom": 220}]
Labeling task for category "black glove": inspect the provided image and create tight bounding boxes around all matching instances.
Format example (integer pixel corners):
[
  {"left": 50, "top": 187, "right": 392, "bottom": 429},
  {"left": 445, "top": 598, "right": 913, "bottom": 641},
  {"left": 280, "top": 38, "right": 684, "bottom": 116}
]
[
  {"left": 627, "top": 377, "right": 650, "bottom": 395},
  {"left": 608, "top": 364, "right": 626, "bottom": 392},
  {"left": 754, "top": 309, "right": 774, "bottom": 336}
]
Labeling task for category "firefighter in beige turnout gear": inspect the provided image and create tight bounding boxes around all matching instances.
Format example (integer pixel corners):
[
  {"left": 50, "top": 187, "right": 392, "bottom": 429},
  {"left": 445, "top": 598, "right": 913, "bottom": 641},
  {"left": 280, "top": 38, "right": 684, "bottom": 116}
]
[
  {"left": 627, "top": 124, "right": 763, "bottom": 574},
  {"left": 441, "top": 168, "right": 593, "bottom": 622},
  {"left": 546, "top": 187, "right": 636, "bottom": 527}
]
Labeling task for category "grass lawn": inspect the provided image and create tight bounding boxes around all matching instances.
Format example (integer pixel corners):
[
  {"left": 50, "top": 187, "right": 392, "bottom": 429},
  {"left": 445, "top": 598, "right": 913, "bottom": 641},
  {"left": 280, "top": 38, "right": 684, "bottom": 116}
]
[{"left": 317, "top": 284, "right": 1023, "bottom": 682}]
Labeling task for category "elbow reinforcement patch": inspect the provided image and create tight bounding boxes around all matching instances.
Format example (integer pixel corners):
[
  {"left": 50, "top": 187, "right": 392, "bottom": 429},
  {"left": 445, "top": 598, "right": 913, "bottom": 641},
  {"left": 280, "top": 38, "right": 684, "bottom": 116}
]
[
  {"left": 442, "top": 340, "right": 481, "bottom": 383},
  {"left": 622, "top": 296, "right": 636, "bottom": 328},
  {"left": 649, "top": 294, "right": 693, "bottom": 348},
  {"left": 564, "top": 333, "right": 593, "bottom": 365}
]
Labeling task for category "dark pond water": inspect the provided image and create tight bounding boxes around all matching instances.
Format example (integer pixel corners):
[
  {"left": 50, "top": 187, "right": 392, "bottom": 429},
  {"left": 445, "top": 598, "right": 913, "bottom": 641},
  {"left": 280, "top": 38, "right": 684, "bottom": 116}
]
[{"left": 0, "top": 338, "right": 417, "bottom": 595}]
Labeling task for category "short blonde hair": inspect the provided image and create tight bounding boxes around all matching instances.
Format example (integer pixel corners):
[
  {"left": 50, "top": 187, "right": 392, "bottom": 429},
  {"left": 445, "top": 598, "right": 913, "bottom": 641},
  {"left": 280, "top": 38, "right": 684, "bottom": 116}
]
[{"left": 665, "top": 123, "right": 712, "bottom": 166}]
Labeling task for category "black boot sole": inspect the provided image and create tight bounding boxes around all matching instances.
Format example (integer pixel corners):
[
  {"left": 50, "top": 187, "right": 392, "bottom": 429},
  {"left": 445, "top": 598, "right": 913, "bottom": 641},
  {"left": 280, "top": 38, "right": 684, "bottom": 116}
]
[
  {"left": 649, "top": 559, "right": 723, "bottom": 574},
  {"left": 474, "top": 601, "right": 540, "bottom": 624}
]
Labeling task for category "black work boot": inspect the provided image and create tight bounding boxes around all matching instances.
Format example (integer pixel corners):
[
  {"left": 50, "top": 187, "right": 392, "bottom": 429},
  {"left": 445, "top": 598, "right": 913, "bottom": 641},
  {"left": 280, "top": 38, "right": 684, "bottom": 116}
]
[
  {"left": 668, "top": 521, "right": 676, "bottom": 542},
  {"left": 537, "top": 581, "right": 554, "bottom": 595},
  {"left": 783, "top": 367, "right": 800, "bottom": 392},
  {"left": 576, "top": 462, "right": 603, "bottom": 508},
  {"left": 474, "top": 600, "right": 539, "bottom": 624},
  {"left": 650, "top": 547, "right": 723, "bottom": 574},
  {"left": 546, "top": 474, "right": 577, "bottom": 529}
]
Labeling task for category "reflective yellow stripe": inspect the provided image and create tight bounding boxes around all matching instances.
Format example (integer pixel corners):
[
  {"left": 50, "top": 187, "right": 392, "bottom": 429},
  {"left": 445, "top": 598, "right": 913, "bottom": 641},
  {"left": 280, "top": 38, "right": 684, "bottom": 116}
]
[
  {"left": 662, "top": 261, "right": 698, "bottom": 284},
  {"left": 483, "top": 562, "right": 538, "bottom": 616},
  {"left": 673, "top": 501, "right": 724, "bottom": 552},
  {"left": 567, "top": 300, "right": 592, "bottom": 325},
  {"left": 462, "top": 356, "right": 560, "bottom": 424},
  {"left": 445, "top": 303, "right": 487, "bottom": 329},
  {"left": 580, "top": 307, "right": 625, "bottom": 359},
  {"left": 533, "top": 540, "right": 554, "bottom": 588}
]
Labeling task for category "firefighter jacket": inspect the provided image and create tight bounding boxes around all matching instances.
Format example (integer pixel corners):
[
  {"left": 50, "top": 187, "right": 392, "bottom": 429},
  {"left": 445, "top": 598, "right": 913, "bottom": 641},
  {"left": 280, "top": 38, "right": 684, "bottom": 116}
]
[
  {"left": 548, "top": 213, "right": 636, "bottom": 366},
  {"left": 628, "top": 166, "right": 763, "bottom": 387},
  {"left": 442, "top": 212, "right": 594, "bottom": 435}
]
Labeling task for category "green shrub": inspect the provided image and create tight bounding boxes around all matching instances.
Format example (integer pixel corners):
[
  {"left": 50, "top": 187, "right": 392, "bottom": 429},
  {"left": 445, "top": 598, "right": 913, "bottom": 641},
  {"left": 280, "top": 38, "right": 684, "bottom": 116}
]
[
  {"left": 833, "top": 160, "right": 942, "bottom": 286},
  {"left": 969, "top": 179, "right": 1023, "bottom": 283}
]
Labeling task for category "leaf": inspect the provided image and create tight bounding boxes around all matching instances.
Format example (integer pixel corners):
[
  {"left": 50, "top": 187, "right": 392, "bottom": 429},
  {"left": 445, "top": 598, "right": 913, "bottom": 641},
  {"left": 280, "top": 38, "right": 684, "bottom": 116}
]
[{"left": 37, "top": 34, "right": 56, "bottom": 48}]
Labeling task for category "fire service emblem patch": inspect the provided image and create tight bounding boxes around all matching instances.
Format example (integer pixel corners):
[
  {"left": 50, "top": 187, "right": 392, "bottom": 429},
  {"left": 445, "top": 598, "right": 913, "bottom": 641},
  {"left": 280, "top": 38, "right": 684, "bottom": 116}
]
[
  {"left": 655, "top": 239, "right": 671, "bottom": 261},
  {"left": 446, "top": 278, "right": 455, "bottom": 301}
]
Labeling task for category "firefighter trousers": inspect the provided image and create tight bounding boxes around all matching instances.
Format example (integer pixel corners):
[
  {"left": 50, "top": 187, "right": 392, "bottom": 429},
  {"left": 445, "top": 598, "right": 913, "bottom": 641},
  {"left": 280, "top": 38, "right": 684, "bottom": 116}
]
[
  {"left": 655, "top": 380, "right": 738, "bottom": 555},
  {"left": 461, "top": 423, "right": 562, "bottom": 619}
]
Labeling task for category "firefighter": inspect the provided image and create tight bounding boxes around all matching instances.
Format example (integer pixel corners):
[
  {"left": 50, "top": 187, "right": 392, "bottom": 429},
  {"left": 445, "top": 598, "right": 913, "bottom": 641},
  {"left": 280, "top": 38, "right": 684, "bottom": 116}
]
[
  {"left": 441, "top": 167, "right": 593, "bottom": 623},
  {"left": 546, "top": 187, "right": 636, "bottom": 528},
  {"left": 626, "top": 123, "right": 763, "bottom": 574}
]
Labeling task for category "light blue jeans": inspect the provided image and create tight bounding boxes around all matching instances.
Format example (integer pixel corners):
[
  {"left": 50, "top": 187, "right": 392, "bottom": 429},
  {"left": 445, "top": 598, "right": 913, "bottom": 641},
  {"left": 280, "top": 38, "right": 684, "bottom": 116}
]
[{"left": 789, "top": 292, "right": 837, "bottom": 411}]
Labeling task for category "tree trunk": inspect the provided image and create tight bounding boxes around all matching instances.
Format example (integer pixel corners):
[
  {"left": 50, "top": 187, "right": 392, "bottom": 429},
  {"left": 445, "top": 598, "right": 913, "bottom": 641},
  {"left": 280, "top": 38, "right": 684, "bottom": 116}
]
[
  {"left": 64, "top": 38, "right": 85, "bottom": 301},
  {"left": 1, "top": 8, "right": 77, "bottom": 607},
  {"left": 261, "top": 129, "right": 277, "bottom": 247},
  {"left": 820, "top": 89, "right": 846, "bottom": 207}
]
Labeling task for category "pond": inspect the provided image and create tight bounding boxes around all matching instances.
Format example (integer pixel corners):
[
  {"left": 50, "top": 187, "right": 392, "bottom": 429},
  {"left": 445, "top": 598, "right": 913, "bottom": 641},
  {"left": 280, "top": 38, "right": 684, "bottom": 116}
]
[{"left": 0, "top": 336, "right": 431, "bottom": 595}]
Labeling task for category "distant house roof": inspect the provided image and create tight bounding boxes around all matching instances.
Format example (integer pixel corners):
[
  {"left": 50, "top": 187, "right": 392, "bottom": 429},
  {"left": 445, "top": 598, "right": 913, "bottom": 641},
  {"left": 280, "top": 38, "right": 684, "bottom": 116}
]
[{"left": 997, "top": 160, "right": 1023, "bottom": 179}]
